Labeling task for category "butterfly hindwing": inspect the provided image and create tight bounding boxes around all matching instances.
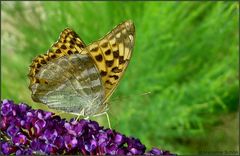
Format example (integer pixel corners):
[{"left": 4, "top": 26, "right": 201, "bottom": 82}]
[
  {"left": 30, "top": 53, "right": 105, "bottom": 115},
  {"left": 28, "top": 28, "right": 86, "bottom": 88}
]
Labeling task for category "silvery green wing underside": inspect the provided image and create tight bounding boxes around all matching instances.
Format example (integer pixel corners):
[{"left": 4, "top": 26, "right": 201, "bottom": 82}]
[{"left": 30, "top": 53, "right": 105, "bottom": 116}]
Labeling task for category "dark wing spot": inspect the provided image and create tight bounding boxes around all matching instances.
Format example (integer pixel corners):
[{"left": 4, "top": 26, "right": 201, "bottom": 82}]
[
  {"left": 36, "top": 63, "right": 41, "bottom": 68},
  {"left": 105, "top": 49, "right": 111, "bottom": 55},
  {"left": 63, "top": 40, "right": 67, "bottom": 43},
  {"left": 56, "top": 49, "right": 62, "bottom": 54},
  {"left": 77, "top": 43, "right": 84, "bottom": 48},
  {"left": 119, "top": 56, "right": 126, "bottom": 64},
  {"left": 70, "top": 39, "right": 75, "bottom": 45},
  {"left": 100, "top": 70, "right": 107, "bottom": 76},
  {"left": 35, "top": 79, "right": 40, "bottom": 83},
  {"left": 61, "top": 45, "right": 67, "bottom": 50},
  {"left": 106, "top": 60, "right": 114, "bottom": 67},
  {"left": 72, "top": 32, "right": 79, "bottom": 38},
  {"left": 113, "top": 50, "right": 119, "bottom": 58},
  {"left": 67, "top": 50, "right": 73, "bottom": 55},
  {"left": 109, "top": 75, "right": 119, "bottom": 80},
  {"left": 51, "top": 54, "right": 57, "bottom": 59},
  {"left": 35, "top": 69, "right": 39, "bottom": 74},
  {"left": 95, "top": 54, "right": 103, "bottom": 62},
  {"left": 105, "top": 80, "right": 114, "bottom": 85},
  {"left": 41, "top": 60, "right": 47, "bottom": 64},
  {"left": 70, "top": 45, "right": 74, "bottom": 49},
  {"left": 111, "top": 67, "right": 122, "bottom": 73}
]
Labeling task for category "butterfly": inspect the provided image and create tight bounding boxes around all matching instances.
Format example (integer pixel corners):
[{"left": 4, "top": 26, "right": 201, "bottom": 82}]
[{"left": 28, "top": 20, "right": 135, "bottom": 118}]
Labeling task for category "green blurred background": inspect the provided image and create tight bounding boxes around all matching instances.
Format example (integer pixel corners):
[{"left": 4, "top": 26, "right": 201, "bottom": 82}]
[{"left": 1, "top": 1, "right": 239, "bottom": 154}]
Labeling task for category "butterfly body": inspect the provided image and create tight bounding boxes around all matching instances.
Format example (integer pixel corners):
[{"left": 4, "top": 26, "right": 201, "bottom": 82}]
[{"left": 28, "top": 20, "right": 135, "bottom": 116}]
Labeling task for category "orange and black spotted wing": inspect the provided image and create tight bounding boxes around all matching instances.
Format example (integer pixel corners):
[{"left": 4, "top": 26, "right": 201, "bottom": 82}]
[{"left": 85, "top": 20, "right": 135, "bottom": 101}]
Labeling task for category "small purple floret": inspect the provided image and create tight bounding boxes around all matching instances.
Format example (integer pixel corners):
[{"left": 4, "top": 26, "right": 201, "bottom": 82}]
[
  {"left": 12, "top": 133, "right": 27, "bottom": 146},
  {"left": 64, "top": 135, "right": 78, "bottom": 150},
  {"left": 0, "top": 99, "right": 175, "bottom": 155},
  {"left": 1, "top": 142, "right": 15, "bottom": 155},
  {"left": 7, "top": 125, "right": 19, "bottom": 137}
]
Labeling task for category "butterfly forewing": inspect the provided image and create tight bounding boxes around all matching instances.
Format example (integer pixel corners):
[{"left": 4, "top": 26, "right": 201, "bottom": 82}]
[{"left": 86, "top": 20, "right": 135, "bottom": 101}]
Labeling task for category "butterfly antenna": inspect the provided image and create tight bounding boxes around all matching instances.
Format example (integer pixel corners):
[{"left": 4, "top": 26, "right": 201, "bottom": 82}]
[{"left": 110, "top": 91, "right": 152, "bottom": 102}]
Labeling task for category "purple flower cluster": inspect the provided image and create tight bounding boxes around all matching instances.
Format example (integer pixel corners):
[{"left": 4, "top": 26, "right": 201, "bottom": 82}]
[{"left": 0, "top": 99, "right": 175, "bottom": 155}]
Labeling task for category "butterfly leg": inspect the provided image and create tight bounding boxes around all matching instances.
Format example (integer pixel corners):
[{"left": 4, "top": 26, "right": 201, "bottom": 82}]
[
  {"left": 105, "top": 112, "right": 111, "bottom": 129},
  {"left": 76, "top": 114, "right": 81, "bottom": 121},
  {"left": 76, "top": 109, "right": 85, "bottom": 121},
  {"left": 92, "top": 111, "right": 111, "bottom": 129},
  {"left": 84, "top": 116, "right": 89, "bottom": 120},
  {"left": 87, "top": 96, "right": 111, "bottom": 128}
]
